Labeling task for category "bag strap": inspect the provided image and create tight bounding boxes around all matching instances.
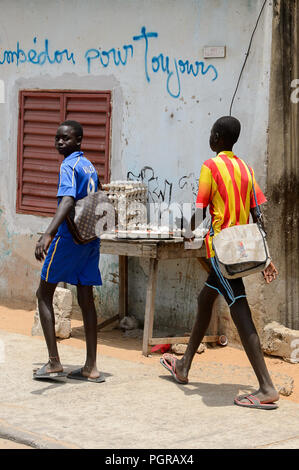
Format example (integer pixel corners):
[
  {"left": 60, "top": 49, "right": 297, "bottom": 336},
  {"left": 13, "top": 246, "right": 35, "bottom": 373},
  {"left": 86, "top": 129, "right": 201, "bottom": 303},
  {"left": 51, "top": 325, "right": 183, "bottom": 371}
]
[{"left": 245, "top": 164, "right": 262, "bottom": 221}]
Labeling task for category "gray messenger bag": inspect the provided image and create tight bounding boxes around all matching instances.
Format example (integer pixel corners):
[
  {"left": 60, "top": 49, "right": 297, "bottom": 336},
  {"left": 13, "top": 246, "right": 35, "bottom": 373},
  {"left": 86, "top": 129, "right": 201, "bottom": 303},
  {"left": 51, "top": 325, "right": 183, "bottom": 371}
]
[
  {"left": 66, "top": 190, "right": 114, "bottom": 244},
  {"left": 212, "top": 166, "right": 271, "bottom": 279}
]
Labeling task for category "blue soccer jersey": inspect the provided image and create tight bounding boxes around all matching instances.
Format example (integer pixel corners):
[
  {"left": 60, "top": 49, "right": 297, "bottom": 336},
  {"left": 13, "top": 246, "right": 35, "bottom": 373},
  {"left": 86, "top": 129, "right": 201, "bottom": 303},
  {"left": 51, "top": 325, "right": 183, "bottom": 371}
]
[
  {"left": 57, "top": 150, "right": 99, "bottom": 237},
  {"left": 41, "top": 150, "right": 102, "bottom": 286}
]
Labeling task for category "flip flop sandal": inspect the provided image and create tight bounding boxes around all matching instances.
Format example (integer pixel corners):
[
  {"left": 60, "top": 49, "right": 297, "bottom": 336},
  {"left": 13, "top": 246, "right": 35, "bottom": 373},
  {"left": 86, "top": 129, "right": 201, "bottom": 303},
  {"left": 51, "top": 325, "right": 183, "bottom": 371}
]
[
  {"left": 33, "top": 363, "right": 67, "bottom": 380},
  {"left": 234, "top": 394, "right": 278, "bottom": 410},
  {"left": 160, "top": 354, "right": 188, "bottom": 384},
  {"left": 67, "top": 368, "right": 106, "bottom": 383}
]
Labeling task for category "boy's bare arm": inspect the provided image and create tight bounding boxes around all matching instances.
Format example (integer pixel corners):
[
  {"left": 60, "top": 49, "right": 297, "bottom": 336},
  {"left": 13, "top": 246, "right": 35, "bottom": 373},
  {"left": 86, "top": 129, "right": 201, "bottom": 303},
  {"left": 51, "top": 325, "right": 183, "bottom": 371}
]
[
  {"left": 250, "top": 207, "right": 278, "bottom": 283},
  {"left": 35, "top": 196, "right": 75, "bottom": 261},
  {"left": 250, "top": 207, "right": 265, "bottom": 229}
]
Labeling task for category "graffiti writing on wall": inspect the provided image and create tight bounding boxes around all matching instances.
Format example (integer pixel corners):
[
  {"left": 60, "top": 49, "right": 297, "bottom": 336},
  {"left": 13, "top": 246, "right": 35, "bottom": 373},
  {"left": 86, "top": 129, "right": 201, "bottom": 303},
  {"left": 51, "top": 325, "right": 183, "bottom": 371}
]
[
  {"left": 127, "top": 167, "right": 198, "bottom": 206},
  {"left": 127, "top": 166, "right": 173, "bottom": 204},
  {"left": 0, "top": 38, "right": 75, "bottom": 66},
  {"left": 127, "top": 167, "right": 200, "bottom": 232},
  {"left": 178, "top": 173, "right": 198, "bottom": 199},
  {"left": 0, "top": 26, "right": 218, "bottom": 99},
  {"left": 86, "top": 26, "right": 218, "bottom": 98}
]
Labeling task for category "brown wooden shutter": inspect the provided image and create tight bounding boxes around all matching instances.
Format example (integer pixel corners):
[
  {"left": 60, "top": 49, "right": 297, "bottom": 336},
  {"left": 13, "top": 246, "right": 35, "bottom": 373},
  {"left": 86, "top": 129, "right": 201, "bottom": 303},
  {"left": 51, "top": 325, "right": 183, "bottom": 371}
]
[
  {"left": 17, "top": 90, "right": 111, "bottom": 217},
  {"left": 64, "top": 92, "right": 111, "bottom": 183},
  {"left": 17, "top": 91, "right": 63, "bottom": 216}
]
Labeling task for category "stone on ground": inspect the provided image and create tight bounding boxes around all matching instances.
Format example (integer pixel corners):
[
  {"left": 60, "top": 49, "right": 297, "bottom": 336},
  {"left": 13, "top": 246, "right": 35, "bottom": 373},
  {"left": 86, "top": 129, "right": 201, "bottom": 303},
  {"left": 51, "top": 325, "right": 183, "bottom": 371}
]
[
  {"left": 31, "top": 287, "right": 72, "bottom": 339},
  {"left": 172, "top": 342, "right": 206, "bottom": 355},
  {"left": 261, "top": 321, "right": 299, "bottom": 363}
]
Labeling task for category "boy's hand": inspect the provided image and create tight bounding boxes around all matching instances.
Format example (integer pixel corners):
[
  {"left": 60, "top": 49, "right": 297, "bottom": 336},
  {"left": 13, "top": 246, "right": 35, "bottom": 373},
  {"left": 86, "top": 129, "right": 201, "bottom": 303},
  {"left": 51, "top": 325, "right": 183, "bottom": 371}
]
[
  {"left": 182, "top": 228, "right": 195, "bottom": 242},
  {"left": 263, "top": 262, "right": 278, "bottom": 284},
  {"left": 34, "top": 196, "right": 74, "bottom": 262},
  {"left": 35, "top": 233, "right": 53, "bottom": 262},
  {"left": 183, "top": 235, "right": 195, "bottom": 242}
]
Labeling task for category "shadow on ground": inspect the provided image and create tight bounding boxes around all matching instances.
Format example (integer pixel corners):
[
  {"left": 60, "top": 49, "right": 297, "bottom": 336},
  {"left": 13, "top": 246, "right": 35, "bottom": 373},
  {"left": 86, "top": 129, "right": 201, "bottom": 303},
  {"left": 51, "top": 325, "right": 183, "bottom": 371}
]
[{"left": 158, "top": 374, "right": 256, "bottom": 407}]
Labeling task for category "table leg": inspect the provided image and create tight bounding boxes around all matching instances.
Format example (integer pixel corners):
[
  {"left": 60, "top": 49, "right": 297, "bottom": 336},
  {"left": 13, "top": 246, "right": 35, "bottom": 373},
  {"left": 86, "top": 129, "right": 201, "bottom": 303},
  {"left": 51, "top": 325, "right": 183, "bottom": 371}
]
[
  {"left": 119, "top": 255, "right": 128, "bottom": 319},
  {"left": 97, "top": 255, "right": 128, "bottom": 331},
  {"left": 142, "top": 258, "right": 159, "bottom": 356}
]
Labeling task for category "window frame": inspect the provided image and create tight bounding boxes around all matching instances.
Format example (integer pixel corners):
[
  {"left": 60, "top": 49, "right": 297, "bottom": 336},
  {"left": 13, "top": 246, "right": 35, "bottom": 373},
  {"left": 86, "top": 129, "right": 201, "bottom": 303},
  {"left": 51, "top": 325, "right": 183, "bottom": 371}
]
[{"left": 16, "top": 89, "right": 111, "bottom": 217}]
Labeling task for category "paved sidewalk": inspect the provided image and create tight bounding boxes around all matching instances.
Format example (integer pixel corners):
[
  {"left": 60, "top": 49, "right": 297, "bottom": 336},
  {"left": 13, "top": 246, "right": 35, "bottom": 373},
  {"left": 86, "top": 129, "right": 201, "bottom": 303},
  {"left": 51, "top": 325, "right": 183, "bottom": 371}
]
[
  {"left": 0, "top": 329, "right": 298, "bottom": 449},
  {"left": 0, "top": 437, "right": 32, "bottom": 449}
]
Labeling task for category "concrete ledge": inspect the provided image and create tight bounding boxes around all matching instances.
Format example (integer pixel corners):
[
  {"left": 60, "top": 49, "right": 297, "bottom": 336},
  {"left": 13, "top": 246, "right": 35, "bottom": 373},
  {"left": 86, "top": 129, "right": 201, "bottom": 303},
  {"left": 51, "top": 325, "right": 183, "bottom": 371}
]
[{"left": 0, "top": 419, "right": 80, "bottom": 449}]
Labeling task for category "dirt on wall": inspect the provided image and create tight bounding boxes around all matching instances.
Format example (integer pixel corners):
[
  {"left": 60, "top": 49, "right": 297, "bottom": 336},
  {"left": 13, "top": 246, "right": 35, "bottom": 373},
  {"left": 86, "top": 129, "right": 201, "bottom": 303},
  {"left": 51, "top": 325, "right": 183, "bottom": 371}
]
[{"left": 266, "top": 0, "right": 299, "bottom": 329}]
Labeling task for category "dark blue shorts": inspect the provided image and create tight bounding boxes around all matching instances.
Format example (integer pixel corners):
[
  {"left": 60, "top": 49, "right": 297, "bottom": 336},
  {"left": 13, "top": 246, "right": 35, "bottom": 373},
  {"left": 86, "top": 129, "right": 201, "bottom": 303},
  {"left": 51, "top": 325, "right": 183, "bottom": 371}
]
[
  {"left": 41, "top": 234, "right": 102, "bottom": 286},
  {"left": 205, "top": 257, "right": 246, "bottom": 307}
]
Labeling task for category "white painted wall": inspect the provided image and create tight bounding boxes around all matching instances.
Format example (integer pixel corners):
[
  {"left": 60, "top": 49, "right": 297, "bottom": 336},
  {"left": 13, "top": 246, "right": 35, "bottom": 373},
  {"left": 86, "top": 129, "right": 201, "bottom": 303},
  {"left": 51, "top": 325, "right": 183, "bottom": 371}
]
[{"left": 0, "top": 0, "right": 273, "bottom": 328}]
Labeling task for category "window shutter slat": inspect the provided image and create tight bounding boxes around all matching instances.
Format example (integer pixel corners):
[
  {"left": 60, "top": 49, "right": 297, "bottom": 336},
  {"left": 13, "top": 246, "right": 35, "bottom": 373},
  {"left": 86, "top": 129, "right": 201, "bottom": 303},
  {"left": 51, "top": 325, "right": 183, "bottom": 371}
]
[
  {"left": 17, "top": 91, "right": 62, "bottom": 216},
  {"left": 17, "top": 90, "right": 111, "bottom": 217},
  {"left": 64, "top": 92, "right": 111, "bottom": 184}
]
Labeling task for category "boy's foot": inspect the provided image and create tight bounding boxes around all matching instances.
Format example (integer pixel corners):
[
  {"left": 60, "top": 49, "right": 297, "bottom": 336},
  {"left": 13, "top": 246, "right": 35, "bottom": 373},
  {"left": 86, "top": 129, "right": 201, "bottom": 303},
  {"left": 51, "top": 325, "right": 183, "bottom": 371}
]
[
  {"left": 33, "top": 360, "right": 64, "bottom": 379},
  {"left": 81, "top": 365, "right": 101, "bottom": 380},
  {"left": 67, "top": 367, "right": 105, "bottom": 383},
  {"left": 160, "top": 354, "right": 189, "bottom": 384},
  {"left": 234, "top": 394, "right": 279, "bottom": 410},
  {"left": 236, "top": 388, "right": 279, "bottom": 404},
  {"left": 234, "top": 388, "right": 279, "bottom": 409}
]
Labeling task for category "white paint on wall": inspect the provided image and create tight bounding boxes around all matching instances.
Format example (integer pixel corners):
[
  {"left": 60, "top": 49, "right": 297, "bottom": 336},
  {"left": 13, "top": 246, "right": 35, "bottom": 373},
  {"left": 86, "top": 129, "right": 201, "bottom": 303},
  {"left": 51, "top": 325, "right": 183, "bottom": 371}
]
[{"left": 0, "top": 80, "right": 4, "bottom": 103}]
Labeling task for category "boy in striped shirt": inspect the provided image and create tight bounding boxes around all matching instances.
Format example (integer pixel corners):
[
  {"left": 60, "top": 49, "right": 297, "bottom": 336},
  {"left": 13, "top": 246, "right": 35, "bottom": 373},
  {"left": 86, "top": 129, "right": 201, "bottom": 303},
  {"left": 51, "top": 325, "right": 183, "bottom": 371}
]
[{"left": 161, "top": 116, "right": 279, "bottom": 410}]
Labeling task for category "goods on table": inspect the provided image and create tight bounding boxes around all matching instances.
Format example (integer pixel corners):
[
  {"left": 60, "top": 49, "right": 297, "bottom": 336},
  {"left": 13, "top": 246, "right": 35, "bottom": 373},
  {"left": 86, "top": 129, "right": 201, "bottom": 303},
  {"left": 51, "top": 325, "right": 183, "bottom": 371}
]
[
  {"left": 102, "top": 180, "right": 180, "bottom": 238},
  {"left": 102, "top": 180, "right": 148, "bottom": 232},
  {"left": 101, "top": 181, "right": 207, "bottom": 241}
]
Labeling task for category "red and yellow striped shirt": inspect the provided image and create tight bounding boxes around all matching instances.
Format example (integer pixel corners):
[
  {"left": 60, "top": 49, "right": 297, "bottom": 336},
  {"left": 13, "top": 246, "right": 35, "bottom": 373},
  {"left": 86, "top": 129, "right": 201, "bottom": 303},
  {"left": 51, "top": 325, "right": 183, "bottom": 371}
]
[{"left": 196, "top": 151, "right": 267, "bottom": 258}]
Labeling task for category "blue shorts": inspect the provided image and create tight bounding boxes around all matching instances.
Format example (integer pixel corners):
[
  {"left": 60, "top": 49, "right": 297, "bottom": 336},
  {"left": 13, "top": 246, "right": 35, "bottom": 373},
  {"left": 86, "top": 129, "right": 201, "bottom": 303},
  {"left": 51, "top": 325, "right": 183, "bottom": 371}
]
[
  {"left": 205, "top": 257, "right": 246, "bottom": 307},
  {"left": 41, "top": 234, "right": 102, "bottom": 286}
]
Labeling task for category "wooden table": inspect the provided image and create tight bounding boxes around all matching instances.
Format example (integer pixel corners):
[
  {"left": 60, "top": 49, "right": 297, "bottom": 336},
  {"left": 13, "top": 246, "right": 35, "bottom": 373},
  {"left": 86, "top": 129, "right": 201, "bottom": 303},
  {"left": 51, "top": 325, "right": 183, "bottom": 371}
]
[{"left": 99, "top": 237, "right": 225, "bottom": 356}]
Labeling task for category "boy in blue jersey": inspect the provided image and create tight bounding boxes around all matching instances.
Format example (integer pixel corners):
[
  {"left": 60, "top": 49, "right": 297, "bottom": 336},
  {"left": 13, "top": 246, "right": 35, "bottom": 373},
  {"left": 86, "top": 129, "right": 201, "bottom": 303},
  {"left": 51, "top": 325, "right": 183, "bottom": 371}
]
[{"left": 34, "top": 120, "right": 105, "bottom": 383}]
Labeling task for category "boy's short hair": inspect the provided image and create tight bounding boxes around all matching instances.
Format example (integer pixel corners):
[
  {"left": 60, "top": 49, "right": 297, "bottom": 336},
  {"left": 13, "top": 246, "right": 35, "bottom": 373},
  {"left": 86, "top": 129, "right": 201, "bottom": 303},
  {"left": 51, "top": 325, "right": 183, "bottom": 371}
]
[
  {"left": 213, "top": 116, "right": 241, "bottom": 145},
  {"left": 59, "top": 120, "right": 83, "bottom": 139}
]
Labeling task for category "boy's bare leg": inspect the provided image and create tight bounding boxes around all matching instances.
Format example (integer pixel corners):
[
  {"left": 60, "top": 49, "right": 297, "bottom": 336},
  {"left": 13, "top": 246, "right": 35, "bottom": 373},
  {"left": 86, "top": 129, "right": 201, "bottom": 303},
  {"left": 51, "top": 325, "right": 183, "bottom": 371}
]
[
  {"left": 36, "top": 280, "right": 63, "bottom": 373},
  {"left": 77, "top": 285, "right": 100, "bottom": 379},
  {"left": 175, "top": 286, "right": 218, "bottom": 379},
  {"left": 230, "top": 297, "right": 279, "bottom": 403}
]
